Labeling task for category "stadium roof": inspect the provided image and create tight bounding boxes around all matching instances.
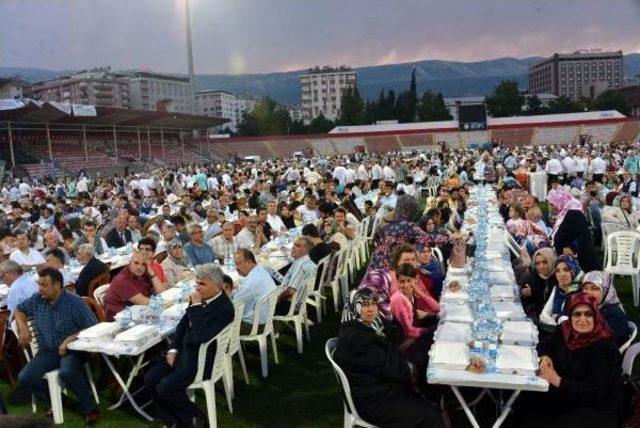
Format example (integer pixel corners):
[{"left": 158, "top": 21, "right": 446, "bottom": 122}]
[{"left": 0, "top": 98, "right": 227, "bottom": 131}]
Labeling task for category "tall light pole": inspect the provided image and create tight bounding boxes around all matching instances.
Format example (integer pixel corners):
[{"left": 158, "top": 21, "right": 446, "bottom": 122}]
[{"left": 185, "top": 0, "right": 195, "bottom": 114}]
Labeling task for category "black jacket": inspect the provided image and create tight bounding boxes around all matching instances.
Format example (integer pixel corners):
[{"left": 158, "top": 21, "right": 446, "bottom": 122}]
[
  {"left": 537, "top": 330, "right": 623, "bottom": 414},
  {"left": 600, "top": 304, "right": 632, "bottom": 348},
  {"left": 171, "top": 292, "right": 234, "bottom": 380},
  {"left": 105, "top": 227, "right": 133, "bottom": 249},
  {"left": 76, "top": 257, "right": 107, "bottom": 297},
  {"left": 553, "top": 210, "right": 601, "bottom": 272},
  {"left": 333, "top": 321, "right": 412, "bottom": 406}
]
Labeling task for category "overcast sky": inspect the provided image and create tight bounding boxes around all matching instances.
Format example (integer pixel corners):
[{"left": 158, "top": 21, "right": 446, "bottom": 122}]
[{"left": 1, "top": 0, "right": 639, "bottom": 75}]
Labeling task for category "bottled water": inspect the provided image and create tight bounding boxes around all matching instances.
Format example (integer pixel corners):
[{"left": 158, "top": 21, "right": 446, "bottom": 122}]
[{"left": 120, "top": 308, "right": 133, "bottom": 329}]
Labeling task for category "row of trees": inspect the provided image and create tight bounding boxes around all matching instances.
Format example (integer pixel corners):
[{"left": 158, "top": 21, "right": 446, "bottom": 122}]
[
  {"left": 485, "top": 79, "right": 630, "bottom": 117},
  {"left": 234, "top": 73, "right": 630, "bottom": 136}
]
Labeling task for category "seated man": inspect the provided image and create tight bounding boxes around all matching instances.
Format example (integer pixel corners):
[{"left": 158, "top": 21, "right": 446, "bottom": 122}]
[
  {"left": 183, "top": 224, "right": 217, "bottom": 266},
  {"left": 0, "top": 260, "right": 37, "bottom": 316},
  {"left": 45, "top": 248, "right": 73, "bottom": 288},
  {"left": 155, "top": 222, "right": 176, "bottom": 256},
  {"left": 105, "top": 215, "right": 133, "bottom": 249},
  {"left": 137, "top": 237, "right": 167, "bottom": 287},
  {"left": 9, "top": 231, "right": 46, "bottom": 270},
  {"left": 144, "top": 263, "right": 234, "bottom": 428},
  {"left": 40, "top": 231, "right": 70, "bottom": 264},
  {"left": 236, "top": 215, "right": 267, "bottom": 251},
  {"left": 210, "top": 221, "right": 240, "bottom": 263},
  {"left": 271, "top": 237, "right": 317, "bottom": 315},
  {"left": 75, "top": 244, "right": 107, "bottom": 297},
  {"left": 232, "top": 249, "right": 276, "bottom": 326},
  {"left": 103, "top": 251, "right": 167, "bottom": 321},
  {"left": 15, "top": 268, "right": 100, "bottom": 425}
]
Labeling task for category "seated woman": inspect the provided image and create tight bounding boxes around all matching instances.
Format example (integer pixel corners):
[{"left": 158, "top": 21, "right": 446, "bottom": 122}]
[
  {"left": 161, "top": 239, "right": 193, "bottom": 287},
  {"left": 506, "top": 203, "right": 548, "bottom": 253},
  {"left": 516, "top": 247, "right": 558, "bottom": 319},
  {"left": 388, "top": 244, "right": 440, "bottom": 315},
  {"left": 580, "top": 271, "right": 631, "bottom": 347},
  {"left": 390, "top": 264, "right": 437, "bottom": 376},
  {"left": 333, "top": 288, "right": 444, "bottom": 428},
  {"left": 416, "top": 241, "right": 445, "bottom": 299},
  {"left": 601, "top": 193, "right": 640, "bottom": 229},
  {"left": 515, "top": 292, "right": 623, "bottom": 428},
  {"left": 539, "top": 255, "right": 581, "bottom": 330}
]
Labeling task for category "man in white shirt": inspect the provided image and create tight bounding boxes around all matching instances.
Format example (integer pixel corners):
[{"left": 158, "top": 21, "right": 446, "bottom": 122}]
[
  {"left": 18, "top": 180, "right": 31, "bottom": 197},
  {"left": 561, "top": 155, "right": 576, "bottom": 178},
  {"left": 232, "top": 249, "right": 276, "bottom": 324},
  {"left": 236, "top": 215, "right": 266, "bottom": 250},
  {"left": 9, "top": 232, "right": 46, "bottom": 269},
  {"left": 270, "top": 237, "right": 317, "bottom": 315},
  {"left": 589, "top": 154, "right": 607, "bottom": 182},
  {"left": 202, "top": 209, "right": 222, "bottom": 242},
  {"left": 371, "top": 162, "right": 383, "bottom": 182},
  {"left": 332, "top": 165, "right": 348, "bottom": 187},
  {"left": 545, "top": 154, "right": 564, "bottom": 185},
  {"left": 296, "top": 194, "right": 320, "bottom": 223},
  {"left": 382, "top": 162, "right": 396, "bottom": 182},
  {"left": 303, "top": 167, "right": 320, "bottom": 185},
  {"left": 0, "top": 260, "right": 38, "bottom": 315},
  {"left": 266, "top": 201, "right": 286, "bottom": 234},
  {"left": 210, "top": 222, "right": 240, "bottom": 262}
]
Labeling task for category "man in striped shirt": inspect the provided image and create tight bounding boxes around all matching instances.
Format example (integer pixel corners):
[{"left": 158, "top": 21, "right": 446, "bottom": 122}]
[
  {"left": 271, "top": 237, "right": 317, "bottom": 315},
  {"left": 210, "top": 222, "right": 240, "bottom": 263}
]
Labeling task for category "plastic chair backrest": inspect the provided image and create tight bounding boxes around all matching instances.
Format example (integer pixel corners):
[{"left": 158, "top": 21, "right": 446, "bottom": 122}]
[
  {"left": 192, "top": 324, "right": 232, "bottom": 384},
  {"left": 316, "top": 253, "right": 333, "bottom": 291},
  {"left": 0, "top": 310, "right": 10, "bottom": 360},
  {"left": 87, "top": 270, "right": 110, "bottom": 298},
  {"left": 93, "top": 284, "right": 110, "bottom": 307},
  {"left": 605, "top": 231, "right": 640, "bottom": 272},
  {"left": 248, "top": 288, "right": 279, "bottom": 336},
  {"left": 432, "top": 247, "right": 445, "bottom": 271},
  {"left": 622, "top": 341, "right": 640, "bottom": 375},
  {"left": 503, "top": 230, "right": 521, "bottom": 257},
  {"left": 620, "top": 321, "right": 638, "bottom": 354},
  {"left": 325, "top": 338, "right": 363, "bottom": 422},
  {"left": 284, "top": 276, "right": 314, "bottom": 317},
  {"left": 228, "top": 301, "right": 245, "bottom": 355}
]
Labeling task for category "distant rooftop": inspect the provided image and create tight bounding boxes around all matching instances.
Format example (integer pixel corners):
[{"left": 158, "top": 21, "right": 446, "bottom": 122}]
[{"left": 302, "top": 66, "right": 354, "bottom": 76}]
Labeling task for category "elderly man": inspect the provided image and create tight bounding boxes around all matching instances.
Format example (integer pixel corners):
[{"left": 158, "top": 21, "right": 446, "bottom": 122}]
[
  {"left": 105, "top": 215, "right": 133, "bottom": 249},
  {"left": 75, "top": 244, "right": 107, "bottom": 297},
  {"left": 266, "top": 201, "right": 287, "bottom": 235},
  {"left": 236, "top": 215, "right": 267, "bottom": 251},
  {"left": 184, "top": 223, "right": 217, "bottom": 266},
  {"left": 203, "top": 208, "right": 223, "bottom": 242},
  {"left": 233, "top": 249, "right": 276, "bottom": 325},
  {"left": 15, "top": 268, "right": 100, "bottom": 425},
  {"left": 40, "top": 231, "right": 70, "bottom": 263},
  {"left": 9, "top": 231, "right": 46, "bottom": 269},
  {"left": 271, "top": 237, "right": 317, "bottom": 315},
  {"left": 144, "top": 263, "right": 234, "bottom": 428},
  {"left": 156, "top": 222, "right": 176, "bottom": 255},
  {"left": 104, "top": 251, "right": 167, "bottom": 321},
  {"left": 210, "top": 221, "right": 240, "bottom": 263},
  {"left": 0, "top": 260, "right": 37, "bottom": 315}
]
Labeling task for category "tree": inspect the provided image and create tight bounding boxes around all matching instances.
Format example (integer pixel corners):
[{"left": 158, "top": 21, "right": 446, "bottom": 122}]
[
  {"left": 395, "top": 91, "right": 415, "bottom": 123},
  {"left": 338, "top": 84, "right": 365, "bottom": 125},
  {"left": 417, "top": 90, "right": 452, "bottom": 121},
  {"left": 525, "top": 95, "right": 543, "bottom": 115},
  {"left": 547, "top": 96, "right": 580, "bottom": 114},
  {"left": 307, "top": 113, "right": 335, "bottom": 134},
  {"left": 593, "top": 89, "right": 629, "bottom": 114},
  {"left": 236, "top": 97, "right": 293, "bottom": 136},
  {"left": 409, "top": 68, "right": 418, "bottom": 121},
  {"left": 431, "top": 92, "right": 452, "bottom": 120},
  {"left": 484, "top": 80, "right": 525, "bottom": 117},
  {"left": 417, "top": 90, "right": 435, "bottom": 121}
]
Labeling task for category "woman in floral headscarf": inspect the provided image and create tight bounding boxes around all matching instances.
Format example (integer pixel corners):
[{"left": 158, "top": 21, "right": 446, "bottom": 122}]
[
  {"left": 580, "top": 271, "right": 631, "bottom": 347},
  {"left": 547, "top": 189, "right": 600, "bottom": 272},
  {"left": 333, "top": 288, "right": 444, "bottom": 428},
  {"left": 539, "top": 255, "right": 582, "bottom": 330},
  {"left": 601, "top": 193, "right": 640, "bottom": 229}
]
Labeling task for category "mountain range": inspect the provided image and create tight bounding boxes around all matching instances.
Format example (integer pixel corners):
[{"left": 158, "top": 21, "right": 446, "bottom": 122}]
[{"left": 2, "top": 53, "right": 639, "bottom": 105}]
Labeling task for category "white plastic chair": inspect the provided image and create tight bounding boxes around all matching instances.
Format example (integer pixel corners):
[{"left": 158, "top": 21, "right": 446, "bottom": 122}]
[
  {"left": 187, "top": 324, "right": 233, "bottom": 428},
  {"left": 432, "top": 247, "right": 445, "bottom": 272},
  {"left": 15, "top": 320, "right": 99, "bottom": 425},
  {"left": 620, "top": 321, "right": 638, "bottom": 354},
  {"left": 601, "top": 222, "right": 631, "bottom": 253},
  {"left": 326, "top": 248, "right": 349, "bottom": 310},
  {"left": 325, "top": 338, "right": 379, "bottom": 428},
  {"left": 604, "top": 231, "right": 640, "bottom": 306},
  {"left": 274, "top": 277, "right": 313, "bottom": 354},
  {"left": 224, "top": 301, "right": 248, "bottom": 402},
  {"left": 239, "top": 288, "right": 279, "bottom": 377},
  {"left": 306, "top": 253, "right": 333, "bottom": 323},
  {"left": 622, "top": 341, "right": 640, "bottom": 375},
  {"left": 93, "top": 283, "right": 110, "bottom": 307},
  {"left": 503, "top": 230, "right": 521, "bottom": 258}
]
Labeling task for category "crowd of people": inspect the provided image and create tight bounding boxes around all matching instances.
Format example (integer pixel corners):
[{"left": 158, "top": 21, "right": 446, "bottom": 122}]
[{"left": 0, "top": 138, "right": 639, "bottom": 427}]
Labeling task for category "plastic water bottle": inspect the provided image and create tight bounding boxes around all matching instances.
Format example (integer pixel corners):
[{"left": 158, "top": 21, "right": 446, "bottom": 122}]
[{"left": 120, "top": 308, "right": 133, "bottom": 329}]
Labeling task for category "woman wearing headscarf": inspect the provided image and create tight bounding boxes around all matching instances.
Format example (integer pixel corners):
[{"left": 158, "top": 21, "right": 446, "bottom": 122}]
[
  {"left": 161, "top": 239, "right": 193, "bottom": 287},
  {"left": 601, "top": 193, "right": 640, "bottom": 229},
  {"left": 514, "top": 293, "right": 623, "bottom": 428},
  {"left": 518, "top": 247, "right": 558, "bottom": 319},
  {"left": 539, "top": 255, "right": 581, "bottom": 330},
  {"left": 547, "top": 189, "right": 600, "bottom": 272},
  {"left": 369, "top": 195, "right": 426, "bottom": 271},
  {"left": 416, "top": 240, "right": 445, "bottom": 299},
  {"left": 333, "top": 288, "right": 444, "bottom": 428},
  {"left": 580, "top": 271, "right": 631, "bottom": 347}
]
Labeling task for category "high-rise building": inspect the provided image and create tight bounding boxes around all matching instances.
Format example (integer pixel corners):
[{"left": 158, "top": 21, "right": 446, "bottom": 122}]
[
  {"left": 125, "top": 70, "right": 193, "bottom": 113},
  {"left": 194, "top": 90, "right": 258, "bottom": 132},
  {"left": 28, "top": 68, "right": 130, "bottom": 108},
  {"left": 528, "top": 50, "right": 623, "bottom": 101},
  {"left": 300, "top": 66, "right": 356, "bottom": 124}
]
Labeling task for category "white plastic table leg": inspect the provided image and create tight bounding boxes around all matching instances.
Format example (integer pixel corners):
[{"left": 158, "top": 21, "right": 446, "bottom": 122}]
[
  {"left": 492, "top": 389, "right": 521, "bottom": 428},
  {"left": 450, "top": 385, "right": 480, "bottom": 428},
  {"left": 102, "top": 353, "right": 153, "bottom": 421}
]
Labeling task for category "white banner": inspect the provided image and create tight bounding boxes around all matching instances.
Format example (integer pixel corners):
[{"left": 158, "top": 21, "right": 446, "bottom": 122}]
[
  {"left": 0, "top": 98, "right": 25, "bottom": 111},
  {"left": 48, "top": 101, "right": 72, "bottom": 115},
  {"left": 72, "top": 104, "right": 97, "bottom": 117}
]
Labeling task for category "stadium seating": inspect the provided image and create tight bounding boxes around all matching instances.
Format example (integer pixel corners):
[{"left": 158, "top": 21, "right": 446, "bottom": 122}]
[
  {"left": 490, "top": 128, "right": 534, "bottom": 147},
  {"left": 613, "top": 120, "right": 640, "bottom": 143},
  {"left": 581, "top": 124, "right": 620, "bottom": 143},
  {"left": 531, "top": 125, "right": 580, "bottom": 146},
  {"left": 432, "top": 132, "right": 460, "bottom": 149}
]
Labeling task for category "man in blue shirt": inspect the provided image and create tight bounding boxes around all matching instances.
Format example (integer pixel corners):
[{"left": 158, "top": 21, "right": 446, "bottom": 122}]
[
  {"left": 184, "top": 223, "right": 217, "bottom": 266},
  {"left": 14, "top": 268, "right": 100, "bottom": 425},
  {"left": 232, "top": 249, "right": 276, "bottom": 325},
  {"left": 0, "top": 260, "right": 37, "bottom": 316}
]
